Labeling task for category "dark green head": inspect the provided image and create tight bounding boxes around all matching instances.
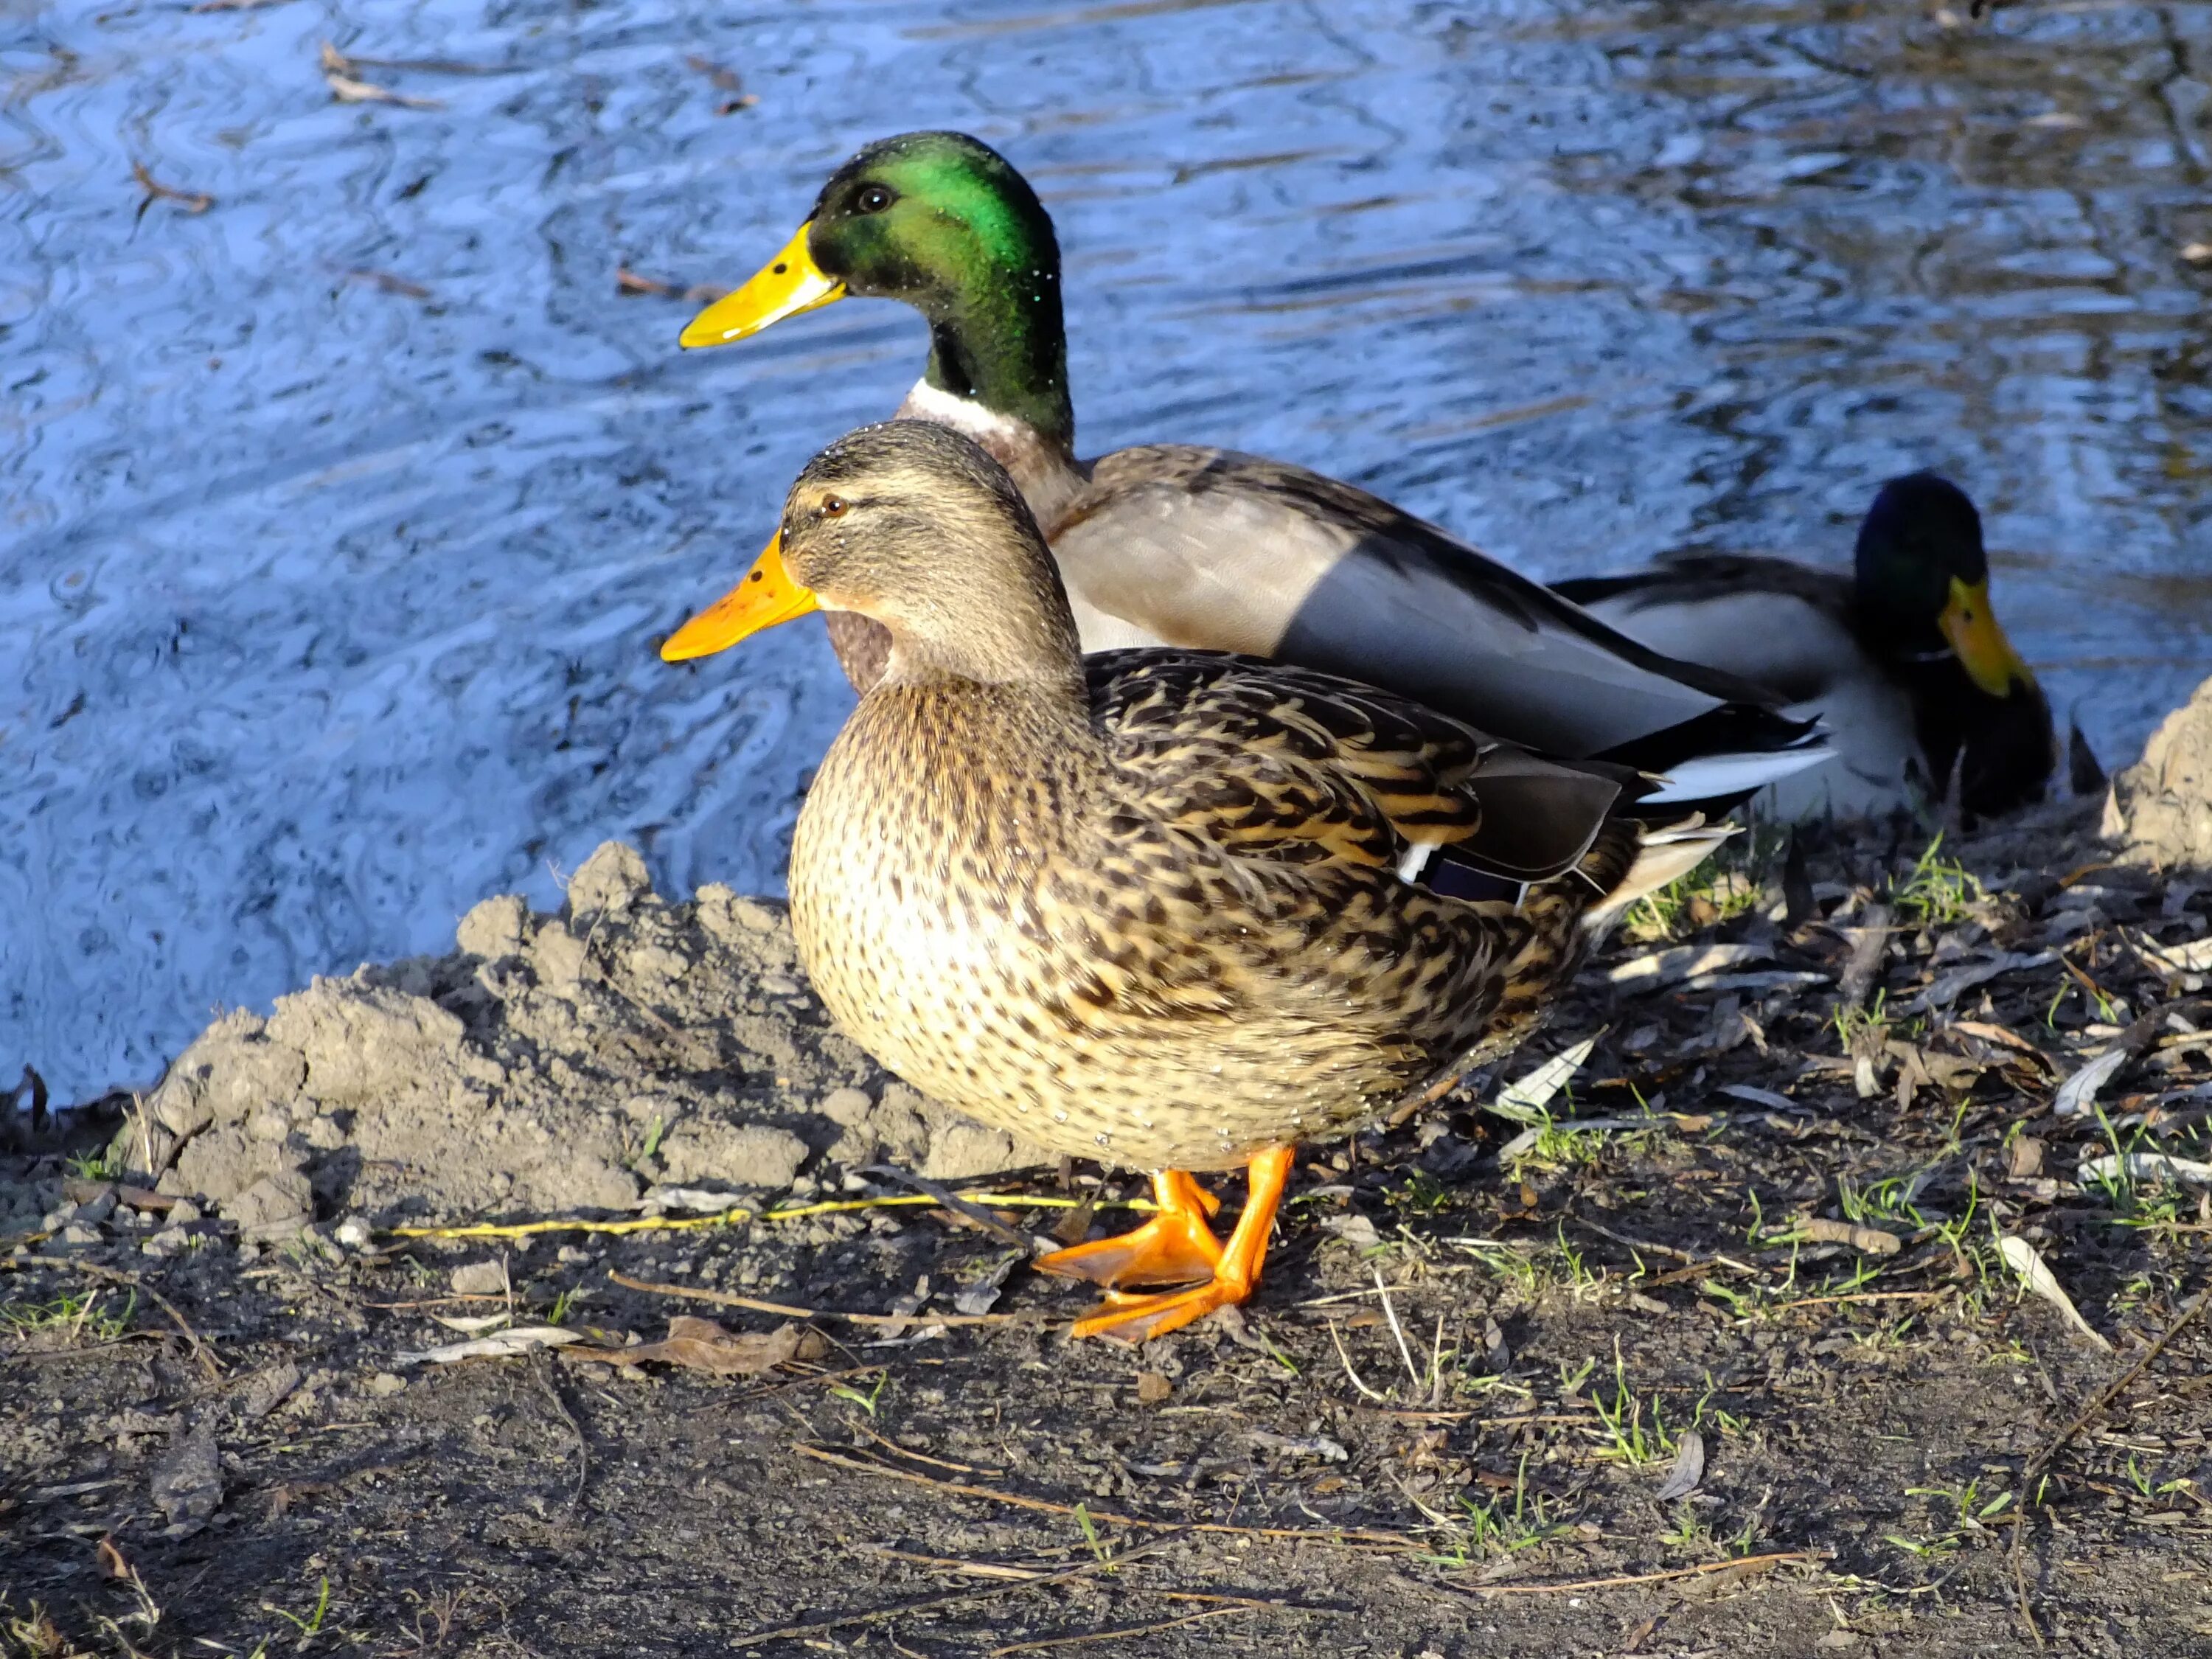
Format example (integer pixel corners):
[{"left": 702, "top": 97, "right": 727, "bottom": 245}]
[
  {"left": 1853, "top": 473, "right": 2029, "bottom": 698},
  {"left": 682, "top": 131, "right": 1073, "bottom": 450}
]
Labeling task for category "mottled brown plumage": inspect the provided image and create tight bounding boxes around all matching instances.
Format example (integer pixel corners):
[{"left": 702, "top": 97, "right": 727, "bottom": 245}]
[{"left": 686, "top": 420, "right": 1693, "bottom": 1339}]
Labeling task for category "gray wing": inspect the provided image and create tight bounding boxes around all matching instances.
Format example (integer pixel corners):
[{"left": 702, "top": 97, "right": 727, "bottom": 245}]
[
  {"left": 1045, "top": 445, "right": 1794, "bottom": 762},
  {"left": 1554, "top": 554, "right": 1862, "bottom": 709}
]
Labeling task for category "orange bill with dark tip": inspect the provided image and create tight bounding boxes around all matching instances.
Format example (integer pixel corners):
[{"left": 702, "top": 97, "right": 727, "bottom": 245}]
[
  {"left": 1938, "top": 576, "right": 2032, "bottom": 698},
  {"left": 660, "top": 532, "right": 819, "bottom": 662}
]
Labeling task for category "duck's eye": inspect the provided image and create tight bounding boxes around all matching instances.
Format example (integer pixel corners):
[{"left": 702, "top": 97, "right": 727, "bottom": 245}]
[
  {"left": 855, "top": 184, "right": 894, "bottom": 213},
  {"left": 819, "top": 495, "right": 849, "bottom": 518}
]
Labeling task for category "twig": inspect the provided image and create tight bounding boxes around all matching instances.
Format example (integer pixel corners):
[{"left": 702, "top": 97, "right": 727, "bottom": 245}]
[
  {"left": 1461, "top": 1549, "right": 1823, "bottom": 1596},
  {"left": 729, "top": 1535, "right": 1178, "bottom": 1648},
  {"left": 320, "top": 41, "right": 443, "bottom": 108},
  {"left": 1571, "top": 1215, "right": 1758, "bottom": 1275},
  {"left": 723, "top": 1360, "right": 891, "bottom": 1405},
  {"left": 859, "top": 1548, "right": 1357, "bottom": 1615},
  {"left": 530, "top": 1350, "right": 588, "bottom": 1509},
  {"left": 389, "top": 1189, "right": 1154, "bottom": 1244},
  {"left": 1295, "top": 1282, "right": 1425, "bottom": 1310},
  {"left": 1159, "top": 1590, "right": 1356, "bottom": 1613},
  {"left": 860, "top": 1545, "right": 1047, "bottom": 1582},
  {"left": 987, "top": 1607, "right": 1242, "bottom": 1655},
  {"left": 2008, "top": 1280, "right": 2210, "bottom": 1645},
  {"left": 851, "top": 1422, "right": 1003, "bottom": 1476},
  {"left": 1375, "top": 1267, "right": 1422, "bottom": 1389},
  {"left": 131, "top": 162, "right": 213, "bottom": 221},
  {"left": 2, "top": 1334, "right": 164, "bottom": 1364},
  {"left": 34, "top": 1259, "right": 221, "bottom": 1382},
  {"left": 1774, "top": 1289, "right": 1947, "bottom": 1311},
  {"left": 793, "top": 1444, "right": 1413, "bottom": 1548},
  {"left": 2011, "top": 1534, "right": 2041, "bottom": 1651},
  {"left": 2021, "top": 1283, "right": 2209, "bottom": 1482},
  {"left": 1327, "top": 1321, "right": 1388, "bottom": 1404},
  {"left": 395, "top": 1209, "right": 755, "bottom": 1242},
  {"left": 608, "top": 1271, "right": 1034, "bottom": 1329},
  {"left": 862, "top": 1164, "right": 1033, "bottom": 1248}
]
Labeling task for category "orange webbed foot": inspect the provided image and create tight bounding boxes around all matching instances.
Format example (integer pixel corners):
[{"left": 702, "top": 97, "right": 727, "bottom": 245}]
[
  {"left": 1057, "top": 1147, "right": 1295, "bottom": 1345},
  {"left": 1071, "top": 1278, "right": 1250, "bottom": 1343},
  {"left": 1036, "top": 1170, "right": 1222, "bottom": 1290}
]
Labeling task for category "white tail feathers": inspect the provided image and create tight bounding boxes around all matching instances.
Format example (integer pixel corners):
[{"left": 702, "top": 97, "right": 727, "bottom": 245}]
[{"left": 1638, "top": 742, "right": 1831, "bottom": 807}]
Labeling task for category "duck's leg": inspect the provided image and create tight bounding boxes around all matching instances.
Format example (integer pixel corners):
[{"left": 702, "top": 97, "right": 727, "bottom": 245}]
[
  {"left": 1065, "top": 1146, "right": 1295, "bottom": 1343},
  {"left": 1035, "top": 1169, "right": 1222, "bottom": 1290}
]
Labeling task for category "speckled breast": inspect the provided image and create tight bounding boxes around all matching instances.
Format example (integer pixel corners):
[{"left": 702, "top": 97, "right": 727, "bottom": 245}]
[{"left": 784, "top": 687, "right": 1427, "bottom": 1172}]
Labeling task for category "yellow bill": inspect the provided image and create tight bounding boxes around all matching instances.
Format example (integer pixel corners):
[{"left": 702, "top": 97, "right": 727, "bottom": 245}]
[
  {"left": 1938, "top": 576, "right": 2031, "bottom": 698},
  {"left": 679, "top": 223, "right": 846, "bottom": 348},
  {"left": 661, "top": 532, "right": 819, "bottom": 661}
]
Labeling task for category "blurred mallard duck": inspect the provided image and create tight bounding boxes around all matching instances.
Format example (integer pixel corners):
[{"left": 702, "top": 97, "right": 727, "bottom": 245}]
[
  {"left": 1553, "top": 474, "right": 2055, "bottom": 822},
  {"left": 675, "top": 130, "right": 1826, "bottom": 815},
  {"left": 661, "top": 420, "right": 1726, "bottom": 1340}
]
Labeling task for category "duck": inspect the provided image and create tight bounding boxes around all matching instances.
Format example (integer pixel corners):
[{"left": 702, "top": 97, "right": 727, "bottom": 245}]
[
  {"left": 1551, "top": 473, "right": 2056, "bottom": 823},
  {"left": 661, "top": 420, "right": 1729, "bottom": 1341},
  {"left": 675, "top": 130, "right": 1826, "bottom": 815}
]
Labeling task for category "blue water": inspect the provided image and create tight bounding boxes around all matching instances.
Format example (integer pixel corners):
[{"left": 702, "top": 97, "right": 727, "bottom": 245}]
[{"left": 7, "top": 0, "right": 2212, "bottom": 1102}]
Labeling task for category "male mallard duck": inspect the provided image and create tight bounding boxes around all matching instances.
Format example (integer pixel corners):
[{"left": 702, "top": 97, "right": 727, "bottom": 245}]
[
  {"left": 676, "top": 130, "right": 1826, "bottom": 813},
  {"left": 1553, "top": 474, "right": 2056, "bottom": 822},
  {"left": 662, "top": 420, "right": 1726, "bottom": 1340}
]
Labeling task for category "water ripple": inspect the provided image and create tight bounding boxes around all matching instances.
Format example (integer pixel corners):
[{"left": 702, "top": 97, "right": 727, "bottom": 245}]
[{"left": 4, "top": 0, "right": 2212, "bottom": 1099}]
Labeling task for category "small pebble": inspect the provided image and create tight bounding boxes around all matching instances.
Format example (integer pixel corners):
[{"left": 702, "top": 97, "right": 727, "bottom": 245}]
[
  {"left": 451, "top": 1260, "right": 509, "bottom": 1295},
  {"left": 368, "top": 1372, "right": 406, "bottom": 1397}
]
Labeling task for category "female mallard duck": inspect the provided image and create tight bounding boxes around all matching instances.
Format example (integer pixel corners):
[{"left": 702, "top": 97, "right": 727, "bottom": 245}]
[
  {"left": 675, "top": 130, "right": 1825, "bottom": 813},
  {"left": 1553, "top": 474, "right": 2056, "bottom": 822},
  {"left": 662, "top": 420, "right": 1725, "bottom": 1340}
]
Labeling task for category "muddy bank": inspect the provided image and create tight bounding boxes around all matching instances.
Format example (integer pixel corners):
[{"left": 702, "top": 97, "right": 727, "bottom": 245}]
[
  {"left": 4, "top": 803, "right": 2211, "bottom": 1656},
  {"left": 0, "top": 841, "right": 1054, "bottom": 1249}
]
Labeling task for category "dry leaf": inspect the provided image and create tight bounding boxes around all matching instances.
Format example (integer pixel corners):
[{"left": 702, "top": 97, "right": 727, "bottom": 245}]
[
  {"left": 1907, "top": 950, "right": 2058, "bottom": 1013},
  {"left": 1604, "top": 945, "right": 1770, "bottom": 994},
  {"left": 395, "top": 1326, "right": 583, "bottom": 1365},
  {"left": 566, "top": 1316, "right": 827, "bottom": 1377},
  {"left": 1655, "top": 1427, "right": 1705, "bottom": 1502},
  {"left": 1999, "top": 1236, "right": 2112, "bottom": 1352},
  {"left": 429, "top": 1312, "right": 511, "bottom": 1335},
  {"left": 1950, "top": 1019, "right": 2050, "bottom": 1062},
  {"left": 2078, "top": 1152, "right": 2212, "bottom": 1189},
  {"left": 327, "top": 73, "right": 442, "bottom": 108},
  {"left": 2053, "top": 1048, "right": 2128, "bottom": 1117},
  {"left": 2141, "top": 933, "right": 2212, "bottom": 974},
  {"left": 1718, "top": 1083, "right": 1798, "bottom": 1113},
  {"left": 1488, "top": 1037, "right": 1596, "bottom": 1121}
]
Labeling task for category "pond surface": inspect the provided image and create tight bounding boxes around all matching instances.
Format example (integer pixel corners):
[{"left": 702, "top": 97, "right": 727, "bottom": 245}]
[{"left": 8, "top": 0, "right": 2212, "bottom": 1102}]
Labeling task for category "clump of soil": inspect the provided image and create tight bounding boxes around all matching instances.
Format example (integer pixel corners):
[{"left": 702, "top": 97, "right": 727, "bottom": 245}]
[
  {"left": 74, "top": 841, "right": 1053, "bottom": 1245},
  {"left": 2106, "top": 670, "right": 2212, "bottom": 873},
  {"left": 4, "top": 807, "right": 2211, "bottom": 1658}
]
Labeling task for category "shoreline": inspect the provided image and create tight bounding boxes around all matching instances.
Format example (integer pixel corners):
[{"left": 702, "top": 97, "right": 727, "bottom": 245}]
[{"left": 7, "top": 728, "right": 2212, "bottom": 1653}]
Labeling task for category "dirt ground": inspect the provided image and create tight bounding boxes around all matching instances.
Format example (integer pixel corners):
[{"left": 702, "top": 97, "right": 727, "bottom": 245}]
[{"left": 6, "top": 802, "right": 2211, "bottom": 1658}]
